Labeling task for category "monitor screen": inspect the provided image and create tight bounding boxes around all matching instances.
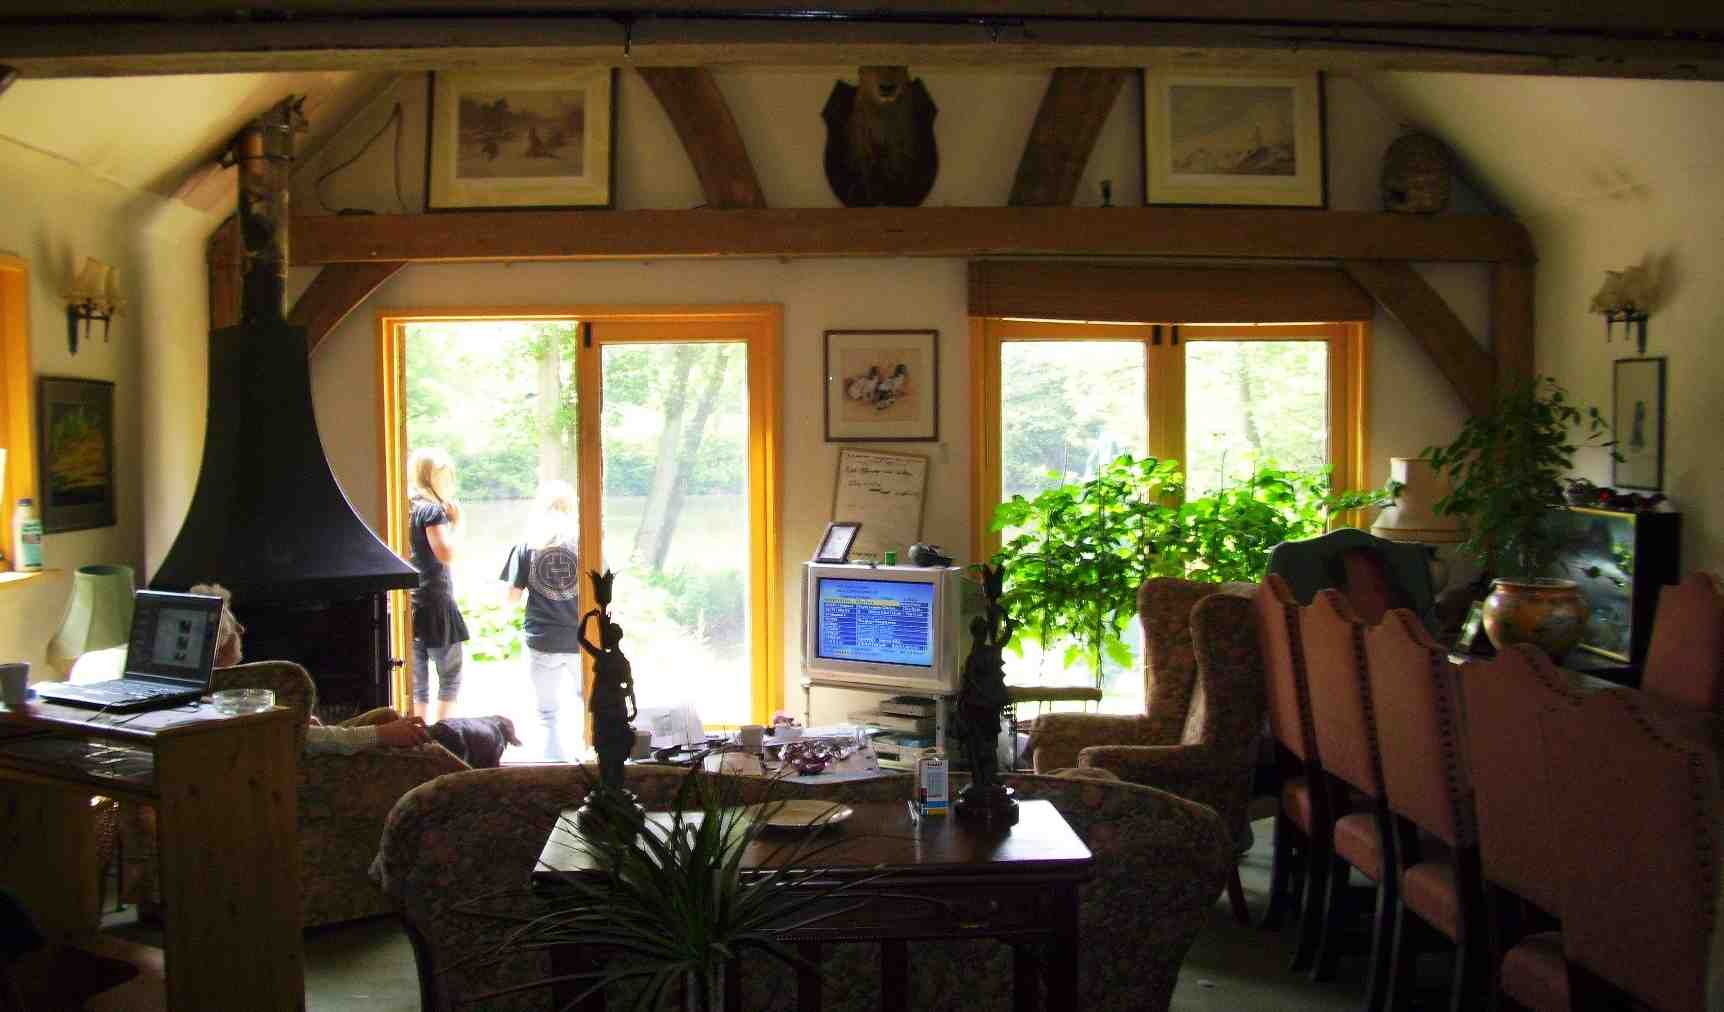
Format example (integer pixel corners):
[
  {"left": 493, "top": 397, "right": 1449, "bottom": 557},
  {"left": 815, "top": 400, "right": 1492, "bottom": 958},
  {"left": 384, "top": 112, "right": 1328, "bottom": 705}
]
[
  {"left": 815, "top": 577, "right": 936, "bottom": 668},
  {"left": 150, "top": 608, "right": 211, "bottom": 670}
]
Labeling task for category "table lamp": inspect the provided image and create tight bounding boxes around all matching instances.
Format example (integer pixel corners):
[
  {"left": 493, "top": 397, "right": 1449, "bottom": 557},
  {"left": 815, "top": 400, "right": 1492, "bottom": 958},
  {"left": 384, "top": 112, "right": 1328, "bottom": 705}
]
[
  {"left": 1371, "top": 457, "right": 1464, "bottom": 591},
  {"left": 46, "top": 563, "right": 135, "bottom": 677}
]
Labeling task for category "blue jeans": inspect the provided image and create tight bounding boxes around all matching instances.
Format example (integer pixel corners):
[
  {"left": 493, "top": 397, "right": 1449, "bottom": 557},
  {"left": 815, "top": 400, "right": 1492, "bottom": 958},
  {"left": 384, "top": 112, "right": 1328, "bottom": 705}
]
[
  {"left": 528, "top": 648, "right": 584, "bottom": 761},
  {"left": 412, "top": 640, "right": 464, "bottom": 703}
]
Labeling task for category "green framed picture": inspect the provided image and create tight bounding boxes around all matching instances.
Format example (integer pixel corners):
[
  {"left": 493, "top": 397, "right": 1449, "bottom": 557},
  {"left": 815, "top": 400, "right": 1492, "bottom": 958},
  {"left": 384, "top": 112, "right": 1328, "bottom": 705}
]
[{"left": 35, "top": 376, "right": 116, "bottom": 533}]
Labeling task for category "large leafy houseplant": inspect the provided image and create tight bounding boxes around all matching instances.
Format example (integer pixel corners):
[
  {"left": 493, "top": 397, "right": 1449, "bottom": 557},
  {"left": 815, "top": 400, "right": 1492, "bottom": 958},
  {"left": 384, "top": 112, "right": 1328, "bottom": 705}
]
[
  {"left": 989, "top": 454, "right": 1388, "bottom": 688},
  {"left": 1425, "top": 375, "right": 1615, "bottom": 576}
]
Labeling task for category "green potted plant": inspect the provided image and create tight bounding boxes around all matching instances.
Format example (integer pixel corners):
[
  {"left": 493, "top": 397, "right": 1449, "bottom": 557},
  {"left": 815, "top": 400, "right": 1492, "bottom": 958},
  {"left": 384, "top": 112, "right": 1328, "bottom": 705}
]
[{"left": 1425, "top": 375, "right": 1617, "bottom": 657}]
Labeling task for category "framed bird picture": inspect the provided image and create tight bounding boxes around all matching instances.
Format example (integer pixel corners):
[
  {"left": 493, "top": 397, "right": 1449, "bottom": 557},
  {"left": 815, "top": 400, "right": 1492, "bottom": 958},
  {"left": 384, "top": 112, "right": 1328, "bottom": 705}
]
[{"left": 823, "top": 329, "right": 939, "bottom": 442}]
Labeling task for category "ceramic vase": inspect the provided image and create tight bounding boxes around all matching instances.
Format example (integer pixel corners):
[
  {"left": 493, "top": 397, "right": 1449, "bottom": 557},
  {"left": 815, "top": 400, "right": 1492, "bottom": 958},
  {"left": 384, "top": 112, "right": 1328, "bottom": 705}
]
[{"left": 1481, "top": 577, "right": 1588, "bottom": 660}]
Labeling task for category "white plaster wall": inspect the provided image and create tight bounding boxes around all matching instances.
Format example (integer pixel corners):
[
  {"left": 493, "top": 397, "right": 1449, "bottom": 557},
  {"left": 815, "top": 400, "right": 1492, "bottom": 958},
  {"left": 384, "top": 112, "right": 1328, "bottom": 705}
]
[
  {"left": 1369, "top": 72, "right": 1724, "bottom": 571},
  {"left": 0, "top": 136, "right": 214, "bottom": 678},
  {"left": 296, "top": 67, "right": 1482, "bottom": 715}
]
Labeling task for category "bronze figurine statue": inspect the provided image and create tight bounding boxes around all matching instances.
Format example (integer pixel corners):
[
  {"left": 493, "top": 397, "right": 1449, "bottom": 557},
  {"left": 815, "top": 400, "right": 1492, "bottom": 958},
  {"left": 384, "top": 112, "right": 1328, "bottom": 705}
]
[
  {"left": 574, "top": 569, "right": 643, "bottom": 835},
  {"left": 955, "top": 563, "right": 1019, "bottom": 828}
]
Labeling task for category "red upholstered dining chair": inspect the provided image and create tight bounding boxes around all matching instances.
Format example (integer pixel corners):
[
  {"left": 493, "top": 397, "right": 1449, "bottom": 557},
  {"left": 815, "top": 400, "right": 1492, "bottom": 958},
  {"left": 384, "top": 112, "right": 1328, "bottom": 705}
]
[
  {"left": 1255, "top": 573, "right": 1329, "bottom": 971},
  {"left": 1459, "top": 645, "right": 1585, "bottom": 1012},
  {"left": 1641, "top": 571, "right": 1724, "bottom": 712},
  {"left": 1300, "top": 589, "right": 1397, "bottom": 1011},
  {"left": 1364, "top": 610, "right": 1488, "bottom": 1012},
  {"left": 1541, "top": 689, "right": 1722, "bottom": 1012}
]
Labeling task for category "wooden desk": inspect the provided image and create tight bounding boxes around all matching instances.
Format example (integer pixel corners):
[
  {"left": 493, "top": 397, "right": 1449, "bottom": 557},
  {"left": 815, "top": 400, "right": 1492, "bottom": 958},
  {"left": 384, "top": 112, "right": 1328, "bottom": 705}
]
[
  {"left": 0, "top": 699, "right": 304, "bottom": 1011},
  {"left": 536, "top": 799, "right": 1093, "bottom": 1012}
]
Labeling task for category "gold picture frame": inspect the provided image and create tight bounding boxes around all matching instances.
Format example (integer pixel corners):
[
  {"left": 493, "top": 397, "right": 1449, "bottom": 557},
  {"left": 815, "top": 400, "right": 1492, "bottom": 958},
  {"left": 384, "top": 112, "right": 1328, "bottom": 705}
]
[
  {"left": 1143, "top": 67, "right": 1326, "bottom": 208},
  {"left": 427, "top": 67, "right": 615, "bottom": 210}
]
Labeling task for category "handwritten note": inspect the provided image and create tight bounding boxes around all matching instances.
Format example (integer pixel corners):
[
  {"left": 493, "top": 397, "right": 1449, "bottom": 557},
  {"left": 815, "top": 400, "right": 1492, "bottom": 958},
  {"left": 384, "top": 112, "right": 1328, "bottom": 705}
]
[{"left": 832, "top": 449, "right": 928, "bottom": 559}]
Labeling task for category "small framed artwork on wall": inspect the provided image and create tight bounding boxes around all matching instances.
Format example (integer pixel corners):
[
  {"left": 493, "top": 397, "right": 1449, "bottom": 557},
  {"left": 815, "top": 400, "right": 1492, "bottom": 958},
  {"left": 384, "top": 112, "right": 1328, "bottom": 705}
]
[
  {"left": 823, "top": 329, "right": 939, "bottom": 442},
  {"left": 1143, "top": 67, "right": 1326, "bottom": 207},
  {"left": 36, "top": 377, "right": 116, "bottom": 533},
  {"left": 1613, "top": 357, "right": 1665, "bottom": 490},
  {"left": 427, "top": 67, "right": 615, "bottom": 210}
]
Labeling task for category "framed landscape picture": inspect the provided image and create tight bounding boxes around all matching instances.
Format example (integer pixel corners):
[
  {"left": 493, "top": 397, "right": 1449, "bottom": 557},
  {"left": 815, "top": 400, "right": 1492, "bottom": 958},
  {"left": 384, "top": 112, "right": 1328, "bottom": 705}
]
[
  {"left": 824, "top": 329, "right": 939, "bottom": 442},
  {"left": 1143, "top": 68, "right": 1326, "bottom": 207},
  {"left": 1613, "top": 357, "right": 1665, "bottom": 490},
  {"left": 427, "top": 67, "right": 615, "bottom": 210},
  {"left": 36, "top": 377, "right": 115, "bottom": 533}
]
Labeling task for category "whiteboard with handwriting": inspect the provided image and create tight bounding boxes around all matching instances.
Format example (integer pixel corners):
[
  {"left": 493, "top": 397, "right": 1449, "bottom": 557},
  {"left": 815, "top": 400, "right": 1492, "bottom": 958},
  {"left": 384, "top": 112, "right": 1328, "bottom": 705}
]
[{"left": 831, "top": 448, "right": 928, "bottom": 559}]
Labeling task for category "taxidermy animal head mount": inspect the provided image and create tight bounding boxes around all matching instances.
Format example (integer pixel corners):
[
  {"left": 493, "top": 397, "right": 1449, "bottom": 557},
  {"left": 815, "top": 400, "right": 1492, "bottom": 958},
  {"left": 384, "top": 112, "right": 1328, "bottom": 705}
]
[
  {"left": 823, "top": 66, "right": 939, "bottom": 208},
  {"left": 1589, "top": 260, "right": 1657, "bottom": 353}
]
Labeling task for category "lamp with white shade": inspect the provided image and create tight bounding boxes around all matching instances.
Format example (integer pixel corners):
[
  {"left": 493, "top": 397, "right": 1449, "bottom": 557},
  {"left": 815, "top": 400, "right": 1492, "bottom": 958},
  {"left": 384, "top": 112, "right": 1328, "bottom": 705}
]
[
  {"left": 1371, "top": 457, "right": 1464, "bottom": 591},
  {"left": 46, "top": 564, "right": 136, "bottom": 677},
  {"left": 64, "top": 256, "right": 123, "bottom": 356}
]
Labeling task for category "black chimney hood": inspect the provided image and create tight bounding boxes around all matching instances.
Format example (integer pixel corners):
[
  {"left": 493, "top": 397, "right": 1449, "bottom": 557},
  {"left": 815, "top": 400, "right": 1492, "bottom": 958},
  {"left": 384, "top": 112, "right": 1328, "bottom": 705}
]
[{"left": 152, "top": 97, "right": 417, "bottom": 603}]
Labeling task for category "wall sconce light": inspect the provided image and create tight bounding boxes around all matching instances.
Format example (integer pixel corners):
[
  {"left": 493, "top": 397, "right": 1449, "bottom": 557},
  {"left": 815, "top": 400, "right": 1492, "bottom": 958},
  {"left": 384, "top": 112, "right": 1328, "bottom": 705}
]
[
  {"left": 1589, "top": 261, "right": 1654, "bottom": 354},
  {"left": 64, "top": 256, "right": 123, "bottom": 356}
]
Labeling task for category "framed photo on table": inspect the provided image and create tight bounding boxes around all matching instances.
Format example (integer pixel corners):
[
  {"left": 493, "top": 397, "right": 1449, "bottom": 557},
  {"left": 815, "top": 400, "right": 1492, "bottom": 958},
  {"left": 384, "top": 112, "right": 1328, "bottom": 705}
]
[
  {"left": 427, "top": 67, "right": 615, "bottom": 210},
  {"left": 1143, "top": 67, "right": 1326, "bottom": 207},
  {"left": 35, "top": 377, "right": 116, "bottom": 533},
  {"left": 824, "top": 329, "right": 939, "bottom": 442},
  {"left": 814, "top": 522, "right": 861, "bottom": 563},
  {"left": 1613, "top": 357, "right": 1665, "bottom": 490}
]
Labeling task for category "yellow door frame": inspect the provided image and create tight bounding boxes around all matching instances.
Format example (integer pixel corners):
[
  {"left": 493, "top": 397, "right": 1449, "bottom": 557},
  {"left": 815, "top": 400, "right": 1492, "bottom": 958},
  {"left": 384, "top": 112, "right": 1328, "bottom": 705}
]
[{"left": 376, "top": 305, "right": 783, "bottom": 722}]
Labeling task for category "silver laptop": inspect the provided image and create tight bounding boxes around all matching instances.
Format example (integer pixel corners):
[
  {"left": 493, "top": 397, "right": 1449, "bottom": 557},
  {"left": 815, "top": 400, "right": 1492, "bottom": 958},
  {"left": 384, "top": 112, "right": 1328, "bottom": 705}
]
[{"left": 36, "top": 590, "right": 224, "bottom": 712}]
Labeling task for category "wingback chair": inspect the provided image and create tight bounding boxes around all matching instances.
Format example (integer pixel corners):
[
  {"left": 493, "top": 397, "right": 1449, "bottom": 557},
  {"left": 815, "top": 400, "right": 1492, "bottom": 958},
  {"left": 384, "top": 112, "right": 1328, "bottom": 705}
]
[
  {"left": 1075, "top": 592, "right": 1265, "bottom": 923},
  {"left": 121, "top": 660, "right": 469, "bottom": 927},
  {"left": 373, "top": 765, "right": 1232, "bottom": 1012},
  {"left": 1030, "top": 578, "right": 1255, "bottom": 773}
]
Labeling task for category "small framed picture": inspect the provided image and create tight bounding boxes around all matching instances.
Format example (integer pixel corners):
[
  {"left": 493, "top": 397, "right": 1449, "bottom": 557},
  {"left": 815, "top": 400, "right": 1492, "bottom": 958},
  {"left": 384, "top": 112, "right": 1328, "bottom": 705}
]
[
  {"left": 427, "top": 67, "right": 615, "bottom": 211},
  {"left": 36, "top": 376, "right": 116, "bottom": 534},
  {"left": 814, "top": 522, "right": 862, "bottom": 563},
  {"left": 1612, "top": 357, "right": 1665, "bottom": 490},
  {"left": 824, "top": 329, "right": 939, "bottom": 442},
  {"left": 1143, "top": 67, "right": 1327, "bottom": 208}
]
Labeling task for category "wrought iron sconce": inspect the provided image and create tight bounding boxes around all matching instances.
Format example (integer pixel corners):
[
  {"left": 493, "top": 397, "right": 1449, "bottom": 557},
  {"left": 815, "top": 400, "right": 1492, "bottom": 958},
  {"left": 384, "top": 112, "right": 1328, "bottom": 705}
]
[
  {"left": 64, "top": 256, "right": 122, "bottom": 355},
  {"left": 1589, "top": 262, "right": 1654, "bottom": 354}
]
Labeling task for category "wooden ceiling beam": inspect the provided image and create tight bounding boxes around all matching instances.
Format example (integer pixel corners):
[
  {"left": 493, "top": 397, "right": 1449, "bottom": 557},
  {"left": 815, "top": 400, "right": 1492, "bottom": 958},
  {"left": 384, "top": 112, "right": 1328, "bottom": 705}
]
[
  {"left": 0, "top": 66, "right": 15, "bottom": 100},
  {"left": 1491, "top": 261, "right": 1535, "bottom": 395},
  {"left": 1343, "top": 259, "right": 1495, "bottom": 417},
  {"left": 291, "top": 262, "right": 407, "bottom": 355},
  {"left": 293, "top": 206, "right": 1535, "bottom": 266},
  {"left": 635, "top": 67, "right": 765, "bottom": 210},
  {"left": 1009, "top": 67, "right": 1130, "bottom": 207},
  {"left": 3, "top": 14, "right": 1722, "bottom": 81}
]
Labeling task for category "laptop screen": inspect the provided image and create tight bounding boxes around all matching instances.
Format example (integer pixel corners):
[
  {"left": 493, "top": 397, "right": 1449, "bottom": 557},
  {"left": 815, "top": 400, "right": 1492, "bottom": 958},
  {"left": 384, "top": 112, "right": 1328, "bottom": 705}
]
[{"left": 125, "top": 590, "right": 224, "bottom": 687}]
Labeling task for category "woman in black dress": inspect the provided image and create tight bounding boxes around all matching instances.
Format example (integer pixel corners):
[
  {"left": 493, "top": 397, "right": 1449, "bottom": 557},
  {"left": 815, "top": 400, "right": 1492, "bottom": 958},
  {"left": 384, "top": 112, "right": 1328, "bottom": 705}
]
[{"left": 407, "top": 447, "right": 470, "bottom": 722}]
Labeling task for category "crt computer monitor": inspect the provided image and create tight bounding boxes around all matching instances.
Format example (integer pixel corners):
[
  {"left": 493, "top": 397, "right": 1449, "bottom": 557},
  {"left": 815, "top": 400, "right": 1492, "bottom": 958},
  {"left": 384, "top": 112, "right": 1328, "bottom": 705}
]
[{"left": 801, "top": 562, "right": 975, "bottom": 694}]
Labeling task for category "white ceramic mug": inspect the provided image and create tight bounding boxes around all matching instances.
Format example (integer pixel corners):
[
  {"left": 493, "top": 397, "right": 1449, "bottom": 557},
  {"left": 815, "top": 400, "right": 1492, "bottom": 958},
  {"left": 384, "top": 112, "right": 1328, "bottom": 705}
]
[
  {"left": 0, "top": 662, "right": 29, "bottom": 706},
  {"left": 738, "top": 723, "right": 765, "bottom": 751}
]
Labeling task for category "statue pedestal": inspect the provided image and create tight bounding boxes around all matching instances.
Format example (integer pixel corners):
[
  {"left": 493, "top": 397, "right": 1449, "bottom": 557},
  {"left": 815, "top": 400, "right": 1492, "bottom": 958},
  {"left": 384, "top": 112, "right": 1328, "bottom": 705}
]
[
  {"left": 955, "top": 784, "right": 1019, "bottom": 830},
  {"left": 574, "top": 786, "right": 646, "bottom": 841}
]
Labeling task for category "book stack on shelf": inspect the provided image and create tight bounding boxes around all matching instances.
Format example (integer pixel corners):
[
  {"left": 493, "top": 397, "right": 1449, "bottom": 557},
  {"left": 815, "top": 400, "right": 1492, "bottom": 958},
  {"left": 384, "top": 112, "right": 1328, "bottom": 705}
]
[{"left": 850, "top": 695, "right": 940, "bottom": 770}]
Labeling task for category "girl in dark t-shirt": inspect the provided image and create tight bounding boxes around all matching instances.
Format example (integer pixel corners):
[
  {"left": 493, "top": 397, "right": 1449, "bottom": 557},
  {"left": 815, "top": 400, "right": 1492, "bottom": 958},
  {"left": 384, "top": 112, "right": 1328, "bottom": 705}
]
[
  {"left": 501, "top": 480, "right": 584, "bottom": 761},
  {"left": 408, "top": 447, "right": 470, "bottom": 722}
]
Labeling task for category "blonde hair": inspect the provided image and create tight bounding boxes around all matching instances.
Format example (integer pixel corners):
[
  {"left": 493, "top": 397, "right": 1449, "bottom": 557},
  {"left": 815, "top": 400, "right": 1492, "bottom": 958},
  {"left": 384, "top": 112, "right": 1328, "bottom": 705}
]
[
  {"left": 190, "top": 582, "right": 245, "bottom": 665},
  {"left": 409, "top": 447, "right": 457, "bottom": 505},
  {"left": 530, "top": 479, "right": 578, "bottom": 548}
]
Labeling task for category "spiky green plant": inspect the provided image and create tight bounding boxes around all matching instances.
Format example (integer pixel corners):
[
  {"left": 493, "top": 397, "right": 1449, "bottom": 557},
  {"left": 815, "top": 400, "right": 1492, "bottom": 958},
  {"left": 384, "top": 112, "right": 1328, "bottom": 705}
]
[{"left": 467, "top": 768, "right": 885, "bottom": 1011}]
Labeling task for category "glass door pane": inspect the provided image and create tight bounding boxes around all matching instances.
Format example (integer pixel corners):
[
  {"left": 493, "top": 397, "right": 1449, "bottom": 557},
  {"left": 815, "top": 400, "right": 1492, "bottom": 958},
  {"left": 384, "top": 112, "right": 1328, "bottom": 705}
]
[
  {"left": 599, "top": 341, "right": 751, "bottom": 726},
  {"left": 1184, "top": 340, "right": 1329, "bottom": 495},
  {"left": 998, "top": 340, "right": 1148, "bottom": 713}
]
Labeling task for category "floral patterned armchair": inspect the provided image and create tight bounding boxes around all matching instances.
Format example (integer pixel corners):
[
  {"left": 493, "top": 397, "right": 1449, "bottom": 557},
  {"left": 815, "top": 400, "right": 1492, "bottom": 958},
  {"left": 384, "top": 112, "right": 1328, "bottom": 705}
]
[
  {"left": 1029, "top": 578, "right": 1256, "bottom": 774},
  {"left": 121, "top": 660, "right": 469, "bottom": 927},
  {"left": 373, "top": 765, "right": 1232, "bottom": 1012}
]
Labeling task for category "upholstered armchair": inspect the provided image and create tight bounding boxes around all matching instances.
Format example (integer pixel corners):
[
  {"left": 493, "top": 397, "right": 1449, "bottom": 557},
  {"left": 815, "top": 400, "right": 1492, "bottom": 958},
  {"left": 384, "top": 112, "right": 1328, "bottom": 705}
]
[
  {"left": 122, "top": 661, "right": 469, "bottom": 927},
  {"left": 1029, "top": 578, "right": 1254, "bottom": 774}
]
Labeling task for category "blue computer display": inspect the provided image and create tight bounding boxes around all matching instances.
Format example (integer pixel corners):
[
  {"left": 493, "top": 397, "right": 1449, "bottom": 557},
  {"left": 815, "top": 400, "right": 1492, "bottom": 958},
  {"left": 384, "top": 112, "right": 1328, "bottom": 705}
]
[{"left": 816, "top": 578, "right": 935, "bottom": 667}]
